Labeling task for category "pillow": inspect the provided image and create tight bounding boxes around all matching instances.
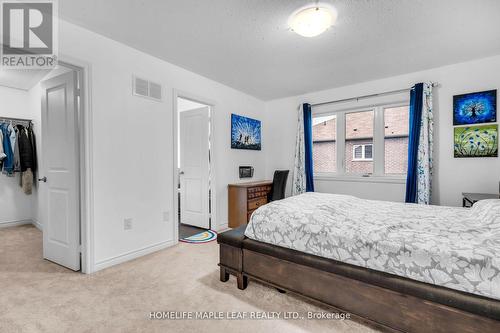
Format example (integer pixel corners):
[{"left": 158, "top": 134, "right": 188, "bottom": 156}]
[{"left": 471, "top": 199, "right": 500, "bottom": 224}]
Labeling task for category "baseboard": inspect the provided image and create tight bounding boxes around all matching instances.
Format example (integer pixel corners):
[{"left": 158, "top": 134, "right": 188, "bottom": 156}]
[
  {"left": 0, "top": 219, "right": 33, "bottom": 229},
  {"left": 94, "top": 239, "right": 175, "bottom": 272},
  {"left": 32, "top": 219, "right": 42, "bottom": 231},
  {"left": 214, "top": 223, "right": 229, "bottom": 232}
]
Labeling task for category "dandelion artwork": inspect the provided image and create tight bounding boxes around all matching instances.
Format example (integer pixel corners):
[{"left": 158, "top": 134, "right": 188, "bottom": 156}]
[
  {"left": 454, "top": 124, "right": 498, "bottom": 158},
  {"left": 231, "top": 114, "right": 261, "bottom": 150},
  {"left": 453, "top": 90, "right": 496, "bottom": 125}
]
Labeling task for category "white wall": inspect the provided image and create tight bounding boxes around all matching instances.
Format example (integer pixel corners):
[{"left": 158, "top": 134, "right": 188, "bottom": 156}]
[
  {"left": 0, "top": 86, "right": 34, "bottom": 225},
  {"left": 57, "top": 21, "right": 266, "bottom": 270},
  {"left": 265, "top": 55, "right": 500, "bottom": 206}
]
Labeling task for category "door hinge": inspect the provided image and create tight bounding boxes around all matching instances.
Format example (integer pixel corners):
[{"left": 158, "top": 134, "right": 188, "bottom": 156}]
[
  {"left": 78, "top": 244, "right": 82, "bottom": 253},
  {"left": 76, "top": 88, "right": 81, "bottom": 97}
]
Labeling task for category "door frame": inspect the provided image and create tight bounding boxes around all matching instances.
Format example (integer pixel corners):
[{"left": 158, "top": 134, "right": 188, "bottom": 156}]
[
  {"left": 57, "top": 55, "right": 94, "bottom": 274},
  {"left": 172, "top": 89, "right": 217, "bottom": 243}
]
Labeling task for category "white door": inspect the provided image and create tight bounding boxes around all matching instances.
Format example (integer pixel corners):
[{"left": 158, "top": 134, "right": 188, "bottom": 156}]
[
  {"left": 179, "top": 107, "right": 210, "bottom": 229},
  {"left": 40, "top": 71, "right": 80, "bottom": 271}
]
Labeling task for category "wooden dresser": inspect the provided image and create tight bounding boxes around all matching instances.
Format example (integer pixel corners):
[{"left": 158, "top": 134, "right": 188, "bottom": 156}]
[{"left": 228, "top": 180, "right": 272, "bottom": 228}]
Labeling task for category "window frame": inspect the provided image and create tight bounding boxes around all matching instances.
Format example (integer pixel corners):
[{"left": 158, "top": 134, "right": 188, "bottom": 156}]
[
  {"left": 352, "top": 144, "right": 373, "bottom": 162},
  {"left": 312, "top": 98, "right": 409, "bottom": 183}
]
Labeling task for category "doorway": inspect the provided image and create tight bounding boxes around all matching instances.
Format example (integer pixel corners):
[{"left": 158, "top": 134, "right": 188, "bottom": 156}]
[
  {"left": 0, "top": 62, "right": 86, "bottom": 272},
  {"left": 176, "top": 96, "right": 214, "bottom": 240}
]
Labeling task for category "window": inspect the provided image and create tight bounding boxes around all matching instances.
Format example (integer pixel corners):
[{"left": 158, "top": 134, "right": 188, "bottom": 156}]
[
  {"left": 353, "top": 145, "right": 363, "bottom": 159},
  {"left": 312, "top": 101, "right": 409, "bottom": 179},
  {"left": 352, "top": 144, "right": 373, "bottom": 161},
  {"left": 384, "top": 106, "right": 409, "bottom": 174},
  {"left": 345, "top": 110, "right": 373, "bottom": 174},
  {"left": 312, "top": 115, "right": 337, "bottom": 173}
]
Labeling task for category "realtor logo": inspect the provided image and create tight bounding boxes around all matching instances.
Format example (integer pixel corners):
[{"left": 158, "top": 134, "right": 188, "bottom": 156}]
[{"left": 1, "top": 0, "right": 58, "bottom": 68}]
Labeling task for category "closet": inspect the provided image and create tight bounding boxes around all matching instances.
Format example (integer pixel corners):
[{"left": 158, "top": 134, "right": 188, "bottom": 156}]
[
  {"left": 0, "top": 117, "right": 37, "bottom": 195},
  {"left": 0, "top": 64, "right": 85, "bottom": 272}
]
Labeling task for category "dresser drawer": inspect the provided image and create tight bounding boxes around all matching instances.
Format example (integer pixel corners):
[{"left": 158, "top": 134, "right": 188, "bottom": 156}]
[
  {"left": 248, "top": 191, "right": 268, "bottom": 199},
  {"left": 248, "top": 197, "right": 267, "bottom": 210},
  {"left": 247, "top": 186, "right": 272, "bottom": 199},
  {"left": 228, "top": 181, "right": 272, "bottom": 228}
]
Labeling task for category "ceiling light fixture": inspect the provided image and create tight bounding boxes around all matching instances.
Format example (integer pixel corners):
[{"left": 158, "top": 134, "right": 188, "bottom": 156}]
[{"left": 288, "top": 2, "right": 337, "bottom": 37}]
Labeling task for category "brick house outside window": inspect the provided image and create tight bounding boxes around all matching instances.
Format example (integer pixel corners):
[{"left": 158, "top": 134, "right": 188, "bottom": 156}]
[{"left": 312, "top": 106, "right": 409, "bottom": 175}]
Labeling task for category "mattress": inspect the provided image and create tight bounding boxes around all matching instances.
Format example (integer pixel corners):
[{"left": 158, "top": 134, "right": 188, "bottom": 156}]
[{"left": 244, "top": 192, "right": 500, "bottom": 300}]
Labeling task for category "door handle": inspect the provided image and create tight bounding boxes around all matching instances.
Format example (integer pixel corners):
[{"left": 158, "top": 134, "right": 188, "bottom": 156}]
[
  {"left": 38, "top": 177, "right": 47, "bottom": 183},
  {"left": 179, "top": 171, "right": 185, "bottom": 175}
]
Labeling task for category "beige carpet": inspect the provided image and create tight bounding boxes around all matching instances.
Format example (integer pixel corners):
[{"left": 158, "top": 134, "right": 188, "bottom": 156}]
[{"left": 0, "top": 225, "right": 376, "bottom": 333}]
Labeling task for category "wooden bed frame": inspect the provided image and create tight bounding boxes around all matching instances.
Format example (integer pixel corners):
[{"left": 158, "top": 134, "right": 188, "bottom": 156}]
[{"left": 218, "top": 226, "right": 500, "bottom": 333}]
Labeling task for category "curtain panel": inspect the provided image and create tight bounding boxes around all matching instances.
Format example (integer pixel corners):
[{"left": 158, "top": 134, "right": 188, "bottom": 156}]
[
  {"left": 303, "top": 103, "right": 315, "bottom": 192},
  {"left": 416, "top": 83, "right": 434, "bottom": 204},
  {"left": 405, "top": 83, "right": 434, "bottom": 204},
  {"left": 291, "top": 105, "right": 306, "bottom": 195},
  {"left": 292, "top": 103, "right": 314, "bottom": 195}
]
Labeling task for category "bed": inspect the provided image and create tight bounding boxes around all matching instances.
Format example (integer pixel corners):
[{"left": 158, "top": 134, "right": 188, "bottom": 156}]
[{"left": 218, "top": 192, "right": 500, "bottom": 333}]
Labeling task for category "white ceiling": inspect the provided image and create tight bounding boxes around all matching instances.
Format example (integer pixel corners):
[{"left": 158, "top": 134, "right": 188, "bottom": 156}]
[
  {"left": 59, "top": 0, "right": 500, "bottom": 100},
  {"left": 0, "top": 65, "right": 73, "bottom": 91},
  {"left": 0, "top": 69, "right": 51, "bottom": 90}
]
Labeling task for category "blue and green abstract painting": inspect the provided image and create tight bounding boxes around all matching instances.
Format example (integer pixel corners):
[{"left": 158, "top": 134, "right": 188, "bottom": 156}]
[
  {"left": 453, "top": 90, "right": 496, "bottom": 125},
  {"left": 231, "top": 114, "right": 261, "bottom": 150},
  {"left": 454, "top": 124, "right": 498, "bottom": 158}
]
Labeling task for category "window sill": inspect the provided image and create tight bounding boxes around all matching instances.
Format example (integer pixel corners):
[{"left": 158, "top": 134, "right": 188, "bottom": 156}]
[{"left": 314, "top": 174, "right": 406, "bottom": 184}]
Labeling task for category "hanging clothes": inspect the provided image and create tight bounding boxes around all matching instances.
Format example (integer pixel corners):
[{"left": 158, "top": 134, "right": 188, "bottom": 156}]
[
  {"left": 22, "top": 168, "right": 33, "bottom": 195},
  {"left": 8, "top": 123, "right": 17, "bottom": 177},
  {"left": 0, "top": 120, "right": 37, "bottom": 195},
  {"left": 0, "top": 123, "right": 14, "bottom": 174},
  {"left": 28, "top": 123, "right": 37, "bottom": 176},
  {"left": 0, "top": 129, "right": 6, "bottom": 161},
  {"left": 18, "top": 126, "right": 36, "bottom": 194},
  {"left": 18, "top": 127, "right": 35, "bottom": 172},
  {"left": 8, "top": 123, "right": 16, "bottom": 154},
  {"left": 13, "top": 125, "right": 21, "bottom": 173}
]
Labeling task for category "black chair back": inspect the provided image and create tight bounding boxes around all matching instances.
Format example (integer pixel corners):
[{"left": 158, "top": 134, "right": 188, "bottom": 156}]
[{"left": 269, "top": 170, "right": 289, "bottom": 202}]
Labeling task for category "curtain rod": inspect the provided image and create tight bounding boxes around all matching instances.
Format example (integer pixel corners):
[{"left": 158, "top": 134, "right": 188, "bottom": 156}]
[{"left": 311, "top": 82, "right": 439, "bottom": 108}]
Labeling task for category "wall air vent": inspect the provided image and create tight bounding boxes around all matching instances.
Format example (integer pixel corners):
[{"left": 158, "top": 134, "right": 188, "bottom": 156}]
[
  {"left": 132, "top": 76, "right": 163, "bottom": 101},
  {"left": 149, "top": 82, "right": 162, "bottom": 100}
]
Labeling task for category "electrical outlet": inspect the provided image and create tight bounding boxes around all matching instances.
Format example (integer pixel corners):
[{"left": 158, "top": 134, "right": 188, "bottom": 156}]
[
  {"left": 163, "top": 211, "right": 169, "bottom": 222},
  {"left": 124, "top": 218, "right": 133, "bottom": 230}
]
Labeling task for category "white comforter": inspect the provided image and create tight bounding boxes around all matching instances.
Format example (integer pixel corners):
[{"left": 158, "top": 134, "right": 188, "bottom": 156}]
[{"left": 244, "top": 192, "right": 500, "bottom": 300}]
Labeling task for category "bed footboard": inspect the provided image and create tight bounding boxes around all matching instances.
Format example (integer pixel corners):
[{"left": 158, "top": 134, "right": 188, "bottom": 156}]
[
  {"left": 217, "top": 227, "right": 500, "bottom": 333},
  {"left": 219, "top": 243, "right": 248, "bottom": 290},
  {"left": 241, "top": 248, "right": 500, "bottom": 333},
  {"left": 217, "top": 225, "right": 248, "bottom": 290}
]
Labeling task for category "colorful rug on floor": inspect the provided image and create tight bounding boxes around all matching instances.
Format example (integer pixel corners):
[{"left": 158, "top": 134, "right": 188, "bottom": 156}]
[{"left": 180, "top": 230, "right": 217, "bottom": 243}]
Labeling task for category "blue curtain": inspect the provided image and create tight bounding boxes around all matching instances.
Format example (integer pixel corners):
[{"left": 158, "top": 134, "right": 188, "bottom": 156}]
[
  {"left": 405, "top": 83, "right": 424, "bottom": 203},
  {"left": 303, "top": 103, "right": 315, "bottom": 192}
]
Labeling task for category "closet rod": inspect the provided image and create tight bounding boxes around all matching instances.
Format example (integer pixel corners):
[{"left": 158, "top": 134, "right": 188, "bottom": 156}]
[
  {"left": 0, "top": 116, "right": 33, "bottom": 126},
  {"left": 311, "top": 82, "right": 439, "bottom": 108}
]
